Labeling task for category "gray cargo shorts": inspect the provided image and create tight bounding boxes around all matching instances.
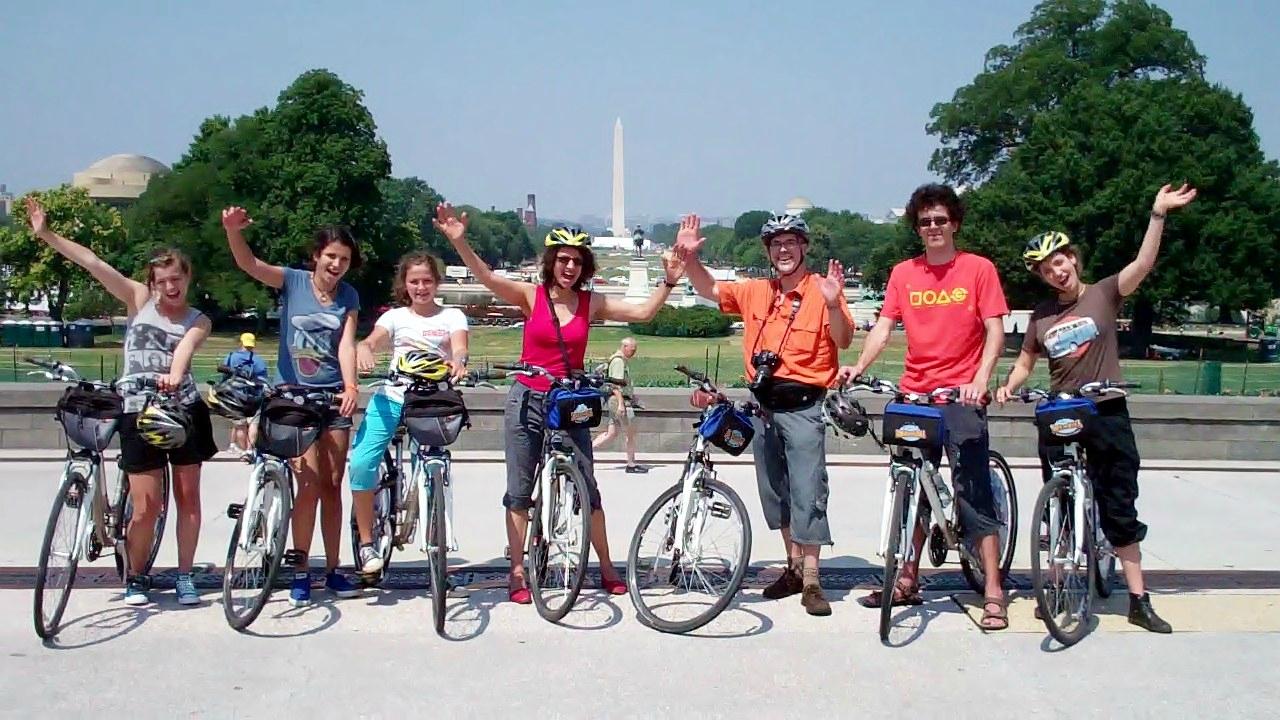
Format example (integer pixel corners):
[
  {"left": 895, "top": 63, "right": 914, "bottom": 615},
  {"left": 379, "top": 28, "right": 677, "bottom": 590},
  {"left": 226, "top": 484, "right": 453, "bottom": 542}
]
[{"left": 750, "top": 400, "right": 833, "bottom": 546}]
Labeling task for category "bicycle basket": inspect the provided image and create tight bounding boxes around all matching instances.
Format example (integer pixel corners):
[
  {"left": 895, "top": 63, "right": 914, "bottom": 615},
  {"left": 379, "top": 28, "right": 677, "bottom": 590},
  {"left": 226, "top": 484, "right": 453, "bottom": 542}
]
[
  {"left": 401, "top": 387, "right": 469, "bottom": 447},
  {"left": 697, "top": 403, "right": 755, "bottom": 456},
  {"left": 255, "top": 397, "right": 325, "bottom": 459},
  {"left": 1034, "top": 397, "right": 1096, "bottom": 446},
  {"left": 55, "top": 385, "right": 122, "bottom": 451},
  {"left": 882, "top": 402, "right": 946, "bottom": 448},
  {"left": 545, "top": 386, "right": 603, "bottom": 430}
]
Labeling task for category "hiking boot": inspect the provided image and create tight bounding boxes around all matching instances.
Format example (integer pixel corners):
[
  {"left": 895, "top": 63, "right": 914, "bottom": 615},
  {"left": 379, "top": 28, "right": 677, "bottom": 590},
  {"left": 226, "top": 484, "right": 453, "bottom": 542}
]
[
  {"left": 1128, "top": 593, "right": 1172, "bottom": 634},
  {"left": 762, "top": 565, "right": 803, "bottom": 600},
  {"left": 801, "top": 585, "right": 832, "bottom": 616}
]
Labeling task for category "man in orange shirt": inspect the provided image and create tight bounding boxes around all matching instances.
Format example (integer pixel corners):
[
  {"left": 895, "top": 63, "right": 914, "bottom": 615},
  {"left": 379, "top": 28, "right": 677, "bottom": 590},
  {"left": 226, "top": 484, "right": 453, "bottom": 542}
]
[
  {"left": 838, "top": 183, "right": 1011, "bottom": 629},
  {"left": 676, "top": 212, "right": 854, "bottom": 616}
]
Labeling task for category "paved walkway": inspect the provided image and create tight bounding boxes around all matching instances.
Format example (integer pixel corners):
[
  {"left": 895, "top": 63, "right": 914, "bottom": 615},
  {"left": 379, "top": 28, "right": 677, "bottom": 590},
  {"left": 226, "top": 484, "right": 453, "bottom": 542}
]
[{"left": 2, "top": 456, "right": 1278, "bottom": 717}]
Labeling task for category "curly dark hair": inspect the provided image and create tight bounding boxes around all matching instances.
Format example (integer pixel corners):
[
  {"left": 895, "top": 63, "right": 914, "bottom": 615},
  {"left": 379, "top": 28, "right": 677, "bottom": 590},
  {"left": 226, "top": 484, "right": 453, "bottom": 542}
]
[
  {"left": 540, "top": 245, "right": 596, "bottom": 291},
  {"left": 904, "top": 183, "right": 965, "bottom": 231}
]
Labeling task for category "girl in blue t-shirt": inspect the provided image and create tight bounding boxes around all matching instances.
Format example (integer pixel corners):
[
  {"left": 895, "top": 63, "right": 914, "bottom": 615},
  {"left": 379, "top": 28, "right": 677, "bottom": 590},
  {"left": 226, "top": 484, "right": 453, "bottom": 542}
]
[{"left": 222, "top": 205, "right": 362, "bottom": 607}]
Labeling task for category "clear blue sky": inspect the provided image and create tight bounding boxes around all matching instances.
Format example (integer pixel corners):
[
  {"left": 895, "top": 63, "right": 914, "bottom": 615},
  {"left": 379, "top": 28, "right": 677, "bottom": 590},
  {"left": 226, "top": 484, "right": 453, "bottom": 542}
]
[{"left": 2, "top": 1, "right": 1276, "bottom": 222}]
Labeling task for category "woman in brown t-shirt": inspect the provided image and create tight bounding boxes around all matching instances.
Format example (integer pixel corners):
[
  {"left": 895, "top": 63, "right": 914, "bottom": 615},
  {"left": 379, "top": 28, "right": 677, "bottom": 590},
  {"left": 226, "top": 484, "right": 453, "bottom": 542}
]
[{"left": 998, "top": 183, "right": 1196, "bottom": 635}]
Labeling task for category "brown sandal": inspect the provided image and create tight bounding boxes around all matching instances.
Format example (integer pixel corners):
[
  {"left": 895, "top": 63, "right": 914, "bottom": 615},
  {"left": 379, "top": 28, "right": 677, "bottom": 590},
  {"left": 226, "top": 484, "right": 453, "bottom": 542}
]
[
  {"left": 980, "top": 596, "right": 1009, "bottom": 631},
  {"left": 858, "top": 581, "right": 923, "bottom": 609}
]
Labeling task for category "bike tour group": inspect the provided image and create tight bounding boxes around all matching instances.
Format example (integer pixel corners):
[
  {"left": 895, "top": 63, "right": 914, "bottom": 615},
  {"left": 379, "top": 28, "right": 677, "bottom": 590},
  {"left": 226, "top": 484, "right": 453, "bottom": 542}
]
[{"left": 22, "top": 177, "right": 1195, "bottom": 644}]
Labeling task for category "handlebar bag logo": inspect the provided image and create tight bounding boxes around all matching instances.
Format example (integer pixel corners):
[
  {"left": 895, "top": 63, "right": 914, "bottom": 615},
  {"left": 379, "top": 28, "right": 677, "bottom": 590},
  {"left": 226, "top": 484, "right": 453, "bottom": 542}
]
[
  {"left": 894, "top": 424, "right": 927, "bottom": 442},
  {"left": 1049, "top": 417, "right": 1084, "bottom": 437},
  {"left": 909, "top": 287, "right": 969, "bottom": 307}
]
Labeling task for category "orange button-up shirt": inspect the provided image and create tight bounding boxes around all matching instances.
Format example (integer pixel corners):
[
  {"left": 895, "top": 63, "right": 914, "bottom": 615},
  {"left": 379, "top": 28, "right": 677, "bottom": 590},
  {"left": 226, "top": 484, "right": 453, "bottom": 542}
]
[{"left": 717, "top": 273, "right": 853, "bottom": 388}]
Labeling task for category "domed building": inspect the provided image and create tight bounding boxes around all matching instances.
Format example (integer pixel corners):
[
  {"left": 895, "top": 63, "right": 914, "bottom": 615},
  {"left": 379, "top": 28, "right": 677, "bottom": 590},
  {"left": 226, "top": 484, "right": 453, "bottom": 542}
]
[
  {"left": 784, "top": 196, "right": 814, "bottom": 216},
  {"left": 72, "top": 154, "right": 169, "bottom": 206}
]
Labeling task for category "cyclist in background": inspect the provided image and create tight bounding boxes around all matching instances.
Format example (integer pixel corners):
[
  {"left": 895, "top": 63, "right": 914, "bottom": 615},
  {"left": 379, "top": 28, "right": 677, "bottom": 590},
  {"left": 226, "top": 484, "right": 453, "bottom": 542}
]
[
  {"left": 223, "top": 206, "right": 362, "bottom": 607},
  {"left": 997, "top": 183, "right": 1197, "bottom": 634},
  {"left": 434, "top": 203, "right": 685, "bottom": 604},
  {"left": 26, "top": 196, "right": 216, "bottom": 607},
  {"left": 222, "top": 332, "right": 267, "bottom": 458},
  {"left": 349, "top": 251, "right": 469, "bottom": 574},
  {"left": 838, "top": 183, "right": 1010, "bottom": 630}
]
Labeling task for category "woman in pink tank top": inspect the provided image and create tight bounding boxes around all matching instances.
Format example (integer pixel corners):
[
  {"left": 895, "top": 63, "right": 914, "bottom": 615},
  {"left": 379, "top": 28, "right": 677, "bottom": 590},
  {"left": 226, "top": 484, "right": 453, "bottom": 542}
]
[{"left": 435, "top": 204, "right": 685, "bottom": 605}]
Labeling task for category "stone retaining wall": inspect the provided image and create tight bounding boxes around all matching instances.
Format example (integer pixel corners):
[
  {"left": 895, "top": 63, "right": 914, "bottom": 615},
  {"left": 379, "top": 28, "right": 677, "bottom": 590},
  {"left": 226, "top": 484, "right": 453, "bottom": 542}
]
[{"left": 2, "top": 385, "right": 1277, "bottom": 460}]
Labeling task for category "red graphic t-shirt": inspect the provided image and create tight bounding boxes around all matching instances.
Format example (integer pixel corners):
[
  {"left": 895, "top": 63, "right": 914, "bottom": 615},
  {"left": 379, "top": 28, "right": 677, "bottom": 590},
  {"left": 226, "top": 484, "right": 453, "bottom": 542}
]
[{"left": 881, "top": 251, "right": 1009, "bottom": 393}]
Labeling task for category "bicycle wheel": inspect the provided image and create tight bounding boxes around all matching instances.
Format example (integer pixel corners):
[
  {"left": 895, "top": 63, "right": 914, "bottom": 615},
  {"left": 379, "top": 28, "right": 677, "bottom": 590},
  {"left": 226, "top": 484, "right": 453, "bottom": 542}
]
[
  {"left": 1031, "top": 476, "right": 1093, "bottom": 646},
  {"left": 349, "top": 463, "right": 396, "bottom": 584},
  {"left": 223, "top": 467, "right": 293, "bottom": 631},
  {"left": 527, "top": 462, "right": 592, "bottom": 623},
  {"left": 628, "top": 476, "right": 752, "bottom": 634},
  {"left": 34, "top": 471, "right": 88, "bottom": 640},
  {"left": 426, "top": 466, "right": 448, "bottom": 635},
  {"left": 880, "top": 470, "right": 914, "bottom": 643},
  {"left": 112, "top": 468, "right": 170, "bottom": 581},
  {"left": 960, "top": 451, "right": 1018, "bottom": 594}
]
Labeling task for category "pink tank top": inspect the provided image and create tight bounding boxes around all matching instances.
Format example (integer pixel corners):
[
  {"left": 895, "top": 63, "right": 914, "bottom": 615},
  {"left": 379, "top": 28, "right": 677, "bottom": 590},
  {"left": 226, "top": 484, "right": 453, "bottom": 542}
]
[{"left": 517, "top": 288, "right": 591, "bottom": 392}]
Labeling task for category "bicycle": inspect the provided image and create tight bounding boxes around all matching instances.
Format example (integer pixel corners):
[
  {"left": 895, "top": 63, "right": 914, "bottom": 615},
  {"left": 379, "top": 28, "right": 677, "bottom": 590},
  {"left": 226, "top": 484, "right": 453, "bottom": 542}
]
[
  {"left": 626, "top": 365, "right": 755, "bottom": 634},
  {"left": 219, "top": 370, "right": 338, "bottom": 632},
  {"left": 30, "top": 358, "right": 169, "bottom": 640},
  {"left": 839, "top": 376, "right": 1018, "bottom": 642},
  {"left": 496, "top": 361, "right": 609, "bottom": 624},
  {"left": 1013, "top": 380, "right": 1138, "bottom": 646},
  {"left": 347, "top": 368, "right": 496, "bottom": 635}
]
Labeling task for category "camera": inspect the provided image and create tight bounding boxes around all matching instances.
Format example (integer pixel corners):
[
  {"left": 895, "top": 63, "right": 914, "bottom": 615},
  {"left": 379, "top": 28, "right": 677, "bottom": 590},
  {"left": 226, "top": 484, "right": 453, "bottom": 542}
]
[{"left": 748, "top": 350, "right": 782, "bottom": 394}]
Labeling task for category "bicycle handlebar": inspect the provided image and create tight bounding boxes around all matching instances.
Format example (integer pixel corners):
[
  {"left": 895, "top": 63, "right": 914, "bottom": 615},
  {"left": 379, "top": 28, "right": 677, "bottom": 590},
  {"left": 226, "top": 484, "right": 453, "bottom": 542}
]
[{"left": 1014, "top": 380, "right": 1140, "bottom": 403}]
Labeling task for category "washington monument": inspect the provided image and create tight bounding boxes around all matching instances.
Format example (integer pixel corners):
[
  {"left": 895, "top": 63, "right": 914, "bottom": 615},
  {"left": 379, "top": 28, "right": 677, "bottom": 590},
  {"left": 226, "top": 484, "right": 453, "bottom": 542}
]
[{"left": 611, "top": 117, "right": 626, "bottom": 238}]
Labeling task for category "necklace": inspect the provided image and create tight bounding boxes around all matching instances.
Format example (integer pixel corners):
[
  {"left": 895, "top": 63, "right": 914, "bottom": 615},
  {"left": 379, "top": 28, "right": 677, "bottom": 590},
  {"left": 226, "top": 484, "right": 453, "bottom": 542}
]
[{"left": 312, "top": 274, "right": 335, "bottom": 304}]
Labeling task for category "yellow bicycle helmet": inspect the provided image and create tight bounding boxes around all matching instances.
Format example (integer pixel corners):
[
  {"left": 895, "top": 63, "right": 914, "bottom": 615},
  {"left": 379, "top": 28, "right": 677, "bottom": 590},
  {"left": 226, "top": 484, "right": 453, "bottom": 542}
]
[
  {"left": 136, "top": 397, "right": 191, "bottom": 450},
  {"left": 396, "top": 350, "right": 450, "bottom": 381},
  {"left": 1023, "top": 231, "right": 1072, "bottom": 271},
  {"left": 545, "top": 226, "right": 591, "bottom": 247}
]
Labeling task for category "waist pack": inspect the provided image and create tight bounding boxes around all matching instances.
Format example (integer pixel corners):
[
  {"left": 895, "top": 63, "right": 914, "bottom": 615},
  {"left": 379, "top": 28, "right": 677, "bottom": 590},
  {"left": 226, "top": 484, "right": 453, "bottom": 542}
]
[
  {"left": 1035, "top": 397, "right": 1096, "bottom": 446},
  {"left": 56, "top": 385, "right": 123, "bottom": 451},
  {"left": 881, "top": 402, "right": 946, "bottom": 449},
  {"left": 752, "top": 379, "right": 825, "bottom": 413},
  {"left": 402, "top": 387, "right": 469, "bottom": 447},
  {"left": 698, "top": 403, "right": 755, "bottom": 456},
  {"left": 545, "top": 386, "right": 604, "bottom": 430},
  {"left": 256, "top": 396, "right": 325, "bottom": 459}
]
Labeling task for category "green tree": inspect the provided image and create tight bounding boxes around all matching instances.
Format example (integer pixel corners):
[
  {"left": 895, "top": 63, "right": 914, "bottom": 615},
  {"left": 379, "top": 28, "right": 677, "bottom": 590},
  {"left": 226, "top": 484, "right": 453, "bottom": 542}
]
[
  {"left": 127, "top": 69, "right": 392, "bottom": 313},
  {"left": 0, "top": 186, "right": 128, "bottom": 320},
  {"left": 369, "top": 176, "right": 446, "bottom": 303},
  {"left": 733, "top": 210, "right": 773, "bottom": 240},
  {"left": 928, "top": 0, "right": 1204, "bottom": 184}
]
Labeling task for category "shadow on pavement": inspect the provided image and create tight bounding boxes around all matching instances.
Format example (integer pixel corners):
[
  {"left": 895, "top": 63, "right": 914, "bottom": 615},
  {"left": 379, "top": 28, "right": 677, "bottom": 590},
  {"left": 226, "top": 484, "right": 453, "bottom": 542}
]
[
  {"left": 238, "top": 596, "right": 342, "bottom": 638},
  {"left": 556, "top": 592, "right": 625, "bottom": 632},
  {"left": 41, "top": 604, "right": 158, "bottom": 650}
]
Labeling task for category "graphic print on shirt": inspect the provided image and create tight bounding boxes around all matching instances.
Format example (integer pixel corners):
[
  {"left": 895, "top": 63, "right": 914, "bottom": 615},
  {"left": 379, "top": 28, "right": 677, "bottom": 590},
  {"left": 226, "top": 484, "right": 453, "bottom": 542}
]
[
  {"left": 908, "top": 287, "right": 970, "bottom": 308},
  {"left": 1043, "top": 315, "right": 1098, "bottom": 360},
  {"left": 124, "top": 323, "right": 181, "bottom": 375},
  {"left": 290, "top": 311, "right": 342, "bottom": 379}
]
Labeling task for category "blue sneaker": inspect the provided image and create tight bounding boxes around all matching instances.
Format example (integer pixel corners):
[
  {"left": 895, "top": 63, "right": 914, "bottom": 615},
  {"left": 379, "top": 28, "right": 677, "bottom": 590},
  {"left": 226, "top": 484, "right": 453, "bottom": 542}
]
[
  {"left": 123, "top": 575, "right": 151, "bottom": 606},
  {"left": 325, "top": 570, "right": 361, "bottom": 599},
  {"left": 175, "top": 572, "right": 200, "bottom": 606},
  {"left": 288, "top": 572, "right": 312, "bottom": 607}
]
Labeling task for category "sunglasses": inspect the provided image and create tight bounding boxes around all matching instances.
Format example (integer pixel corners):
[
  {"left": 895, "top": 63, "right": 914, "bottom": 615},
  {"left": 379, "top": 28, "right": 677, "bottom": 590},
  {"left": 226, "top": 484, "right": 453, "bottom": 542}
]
[
  {"left": 916, "top": 216, "right": 952, "bottom": 228},
  {"left": 555, "top": 255, "right": 584, "bottom": 267}
]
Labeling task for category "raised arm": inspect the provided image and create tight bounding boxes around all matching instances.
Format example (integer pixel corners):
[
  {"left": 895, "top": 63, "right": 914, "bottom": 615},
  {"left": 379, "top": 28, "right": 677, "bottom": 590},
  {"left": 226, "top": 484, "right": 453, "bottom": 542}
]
[
  {"left": 433, "top": 203, "right": 533, "bottom": 314},
  {"left": 1117, "top": 184, "right": 1196, "bottom": 298},
  {"left": 26, "top": 197, "right": 149, "bottom": 313},
  {"left": 595, "top": 249, "right": 685, "bottom": 323},
  {"left": 673, "top": 214, "right": 719, "bottom": 302},
  {"left": 818, "top": 259, "right": 854, "bottom": 349},
  {"left": 159, "top": 315, "right": 212, "bottom": 392},
  {"left": 222, "top": 206, "right": 285, "bottom": 289}
]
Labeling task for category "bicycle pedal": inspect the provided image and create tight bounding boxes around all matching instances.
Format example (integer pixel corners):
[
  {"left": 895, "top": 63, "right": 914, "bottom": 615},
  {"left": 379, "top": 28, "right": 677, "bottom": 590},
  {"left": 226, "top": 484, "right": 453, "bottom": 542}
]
[
  {"left": 226, "top": 503, "right": 244, "bottom": 520},
  {"left": 709, "top": 501, "right": 732, "bottom": 519},
  {"left": 283, "top": 549, "right": 307, "bottom": 565}
]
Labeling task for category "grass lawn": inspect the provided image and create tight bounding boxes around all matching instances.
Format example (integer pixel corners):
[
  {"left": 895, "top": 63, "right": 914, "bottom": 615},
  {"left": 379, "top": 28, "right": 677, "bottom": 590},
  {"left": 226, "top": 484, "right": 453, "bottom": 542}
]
[{"left": 6, "top": 326, "right": 1278, "bottom": 394}]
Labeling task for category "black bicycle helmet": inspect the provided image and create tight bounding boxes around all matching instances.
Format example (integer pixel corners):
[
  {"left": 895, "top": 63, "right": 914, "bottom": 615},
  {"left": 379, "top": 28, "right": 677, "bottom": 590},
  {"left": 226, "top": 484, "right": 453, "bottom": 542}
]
[
  {"left": 823, "top": 391, "right": 870, "bottom": 438},
  {"left": 136, "top": 396, "right": 192, "bottom": 449},
  {"left": 206, "top": 376, "right": 264, "bottom": 421}
]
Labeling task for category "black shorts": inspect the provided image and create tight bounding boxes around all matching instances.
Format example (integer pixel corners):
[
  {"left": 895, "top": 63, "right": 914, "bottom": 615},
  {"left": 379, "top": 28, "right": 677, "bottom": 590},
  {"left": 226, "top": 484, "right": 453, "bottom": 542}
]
[{"left": 118, "top": 400, "right": 219, "bottom": 473}]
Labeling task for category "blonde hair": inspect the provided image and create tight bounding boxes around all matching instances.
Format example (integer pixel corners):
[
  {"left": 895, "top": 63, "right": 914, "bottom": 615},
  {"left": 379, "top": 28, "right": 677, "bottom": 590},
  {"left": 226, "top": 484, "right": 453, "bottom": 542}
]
[{"left": 145, "top": 248, "right": 192, "bottom": 287}]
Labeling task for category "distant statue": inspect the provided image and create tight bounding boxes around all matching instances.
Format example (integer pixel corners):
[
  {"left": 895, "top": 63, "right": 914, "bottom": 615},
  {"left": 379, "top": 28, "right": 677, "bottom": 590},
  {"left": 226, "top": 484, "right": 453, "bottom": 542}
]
[{"left": 632, "top": 225, "right": 645, "bottom": 258}]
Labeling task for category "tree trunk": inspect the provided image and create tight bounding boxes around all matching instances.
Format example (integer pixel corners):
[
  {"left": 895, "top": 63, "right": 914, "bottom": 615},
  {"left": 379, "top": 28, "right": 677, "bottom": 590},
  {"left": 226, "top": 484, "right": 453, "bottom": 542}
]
[
  {"left": 50, "top": 276, "right": 67, "bottom": 322},
  {"left": 1216, "top": 304, "right": 1233, "bottom": 324},
  {"left": 1129, "top": 297, "right": 1155, "bottom": 359}
]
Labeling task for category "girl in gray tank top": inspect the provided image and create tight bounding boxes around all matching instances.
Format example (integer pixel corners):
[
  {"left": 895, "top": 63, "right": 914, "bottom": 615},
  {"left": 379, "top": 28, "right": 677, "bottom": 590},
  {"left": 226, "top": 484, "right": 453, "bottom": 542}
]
[{"left": 120, "top": 299, "right": 206, "bottom": 412}]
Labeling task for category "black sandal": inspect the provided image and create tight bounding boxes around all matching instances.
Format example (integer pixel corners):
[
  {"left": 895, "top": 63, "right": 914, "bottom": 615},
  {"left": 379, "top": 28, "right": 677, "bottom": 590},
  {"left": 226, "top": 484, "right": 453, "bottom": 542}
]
[{"left": 858, "top": 581, "right": 923, "bottom": 608}]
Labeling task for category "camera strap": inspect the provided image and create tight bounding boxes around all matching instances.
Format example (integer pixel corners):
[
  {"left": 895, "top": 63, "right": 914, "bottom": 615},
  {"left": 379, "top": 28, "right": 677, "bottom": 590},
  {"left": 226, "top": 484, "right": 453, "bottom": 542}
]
[
  {"left": 544, "top": 285, "right": 577, "bottom": 380},
  {"left": 749, "top": 284, "right": 803, "bottom": 359}
]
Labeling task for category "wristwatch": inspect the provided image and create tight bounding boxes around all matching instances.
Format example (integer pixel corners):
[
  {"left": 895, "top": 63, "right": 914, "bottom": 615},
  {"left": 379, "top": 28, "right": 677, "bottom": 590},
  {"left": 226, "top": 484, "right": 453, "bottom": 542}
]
[{"left": 662, "top": 279, "right": 678, "bottom": 288}]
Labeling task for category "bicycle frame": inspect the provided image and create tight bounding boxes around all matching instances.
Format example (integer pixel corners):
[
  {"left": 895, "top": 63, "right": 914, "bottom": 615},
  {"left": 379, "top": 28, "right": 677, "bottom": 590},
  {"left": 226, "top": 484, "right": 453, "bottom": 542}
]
[
  {"left": 671, "top": 436, "right": 714, "bottom": 559},
  {"left": 534, "top": 431, "right": 582, "bottom": 554},
  {"left": 877, "top": 448, "right": 959, "bottom": 561},
  {"left": 234, "top": 454, "right": 291, "bottom": 554},
  {"left": 1047, "top": 444, "right": 1095, "bottom": 570},
  {"left": 409, "top": 441, "right": 456, "bottom": 554},
  {"left": 65, "top": 454, "right": 106, "bottom": 563}
]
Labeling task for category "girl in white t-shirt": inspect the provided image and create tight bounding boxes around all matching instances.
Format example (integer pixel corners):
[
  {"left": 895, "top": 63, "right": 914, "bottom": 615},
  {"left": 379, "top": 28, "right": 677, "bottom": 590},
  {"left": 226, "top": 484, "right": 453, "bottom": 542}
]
[{"left": 350, "top": 252, "right": 469, "bottom": 573}]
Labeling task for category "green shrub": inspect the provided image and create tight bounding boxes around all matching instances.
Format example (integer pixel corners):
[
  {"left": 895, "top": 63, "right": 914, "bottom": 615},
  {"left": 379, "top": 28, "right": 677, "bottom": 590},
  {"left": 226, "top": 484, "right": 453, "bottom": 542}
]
[{"left": 630, "top": 306, "right": 735, "bottom": 337}]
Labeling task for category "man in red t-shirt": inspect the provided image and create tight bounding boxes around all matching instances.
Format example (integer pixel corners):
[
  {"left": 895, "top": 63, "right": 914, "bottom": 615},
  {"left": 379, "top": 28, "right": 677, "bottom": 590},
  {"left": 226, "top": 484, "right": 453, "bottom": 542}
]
[{"left": 838, "top": 183, "right": 1012, "bottom": 630}]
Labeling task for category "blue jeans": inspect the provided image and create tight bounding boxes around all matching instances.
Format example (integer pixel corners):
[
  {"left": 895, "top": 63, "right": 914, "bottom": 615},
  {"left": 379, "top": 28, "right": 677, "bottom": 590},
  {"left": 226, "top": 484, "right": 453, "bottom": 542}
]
[{"left": 349, "top": 394, "right": 403, "bottom": 492}]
